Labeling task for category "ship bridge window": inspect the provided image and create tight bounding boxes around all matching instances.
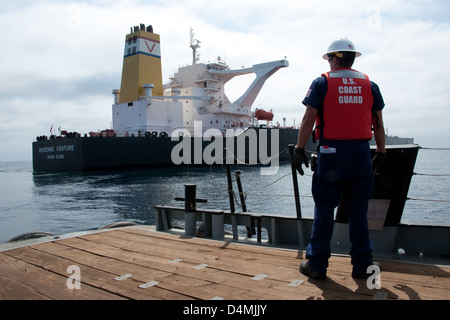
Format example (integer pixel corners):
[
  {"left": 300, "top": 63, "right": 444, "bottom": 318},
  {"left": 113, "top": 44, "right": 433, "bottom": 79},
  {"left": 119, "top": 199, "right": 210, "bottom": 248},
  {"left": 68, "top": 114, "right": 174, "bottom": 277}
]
[
  {"left": 133, "top": 36, "right": 137, "bottom": 43},
  {"left": 127, "top": 37, "right": 132, "bottom": 45},
  {"left": 132, "top": 46, "right": 136, "bottom": 54}
]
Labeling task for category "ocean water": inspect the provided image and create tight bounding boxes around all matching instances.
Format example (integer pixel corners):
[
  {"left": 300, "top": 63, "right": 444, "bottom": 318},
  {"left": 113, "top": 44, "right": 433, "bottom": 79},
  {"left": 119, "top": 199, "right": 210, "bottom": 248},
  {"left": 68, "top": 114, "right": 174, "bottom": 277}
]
[{"left": 0, "top": 148, "right": 449, "bottom": 244}]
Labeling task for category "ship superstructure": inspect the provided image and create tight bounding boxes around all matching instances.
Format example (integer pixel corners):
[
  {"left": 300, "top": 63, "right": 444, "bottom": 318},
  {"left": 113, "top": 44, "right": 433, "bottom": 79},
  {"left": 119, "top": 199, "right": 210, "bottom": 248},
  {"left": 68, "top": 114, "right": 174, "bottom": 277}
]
[{"left": 112, "top": 25, "right": 288, "bottom": 137}]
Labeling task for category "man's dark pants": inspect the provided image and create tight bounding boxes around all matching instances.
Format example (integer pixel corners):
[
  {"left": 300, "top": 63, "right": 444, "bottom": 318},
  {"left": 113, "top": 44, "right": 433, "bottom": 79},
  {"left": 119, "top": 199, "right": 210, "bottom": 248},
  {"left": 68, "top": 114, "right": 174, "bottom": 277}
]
[{"left": 306, "top": 141, "right": 374, "bottom": 274}]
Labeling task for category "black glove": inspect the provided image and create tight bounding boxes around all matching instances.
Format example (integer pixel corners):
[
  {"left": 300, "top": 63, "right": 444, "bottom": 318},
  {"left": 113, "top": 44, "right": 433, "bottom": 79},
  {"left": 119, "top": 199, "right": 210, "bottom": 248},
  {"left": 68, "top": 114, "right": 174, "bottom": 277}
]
[
  {"left": 372, "top": 152, "right": 387, "bottom": 176},
  {"left": 294, "top": 147, "right": 309, "bottom": 176}
]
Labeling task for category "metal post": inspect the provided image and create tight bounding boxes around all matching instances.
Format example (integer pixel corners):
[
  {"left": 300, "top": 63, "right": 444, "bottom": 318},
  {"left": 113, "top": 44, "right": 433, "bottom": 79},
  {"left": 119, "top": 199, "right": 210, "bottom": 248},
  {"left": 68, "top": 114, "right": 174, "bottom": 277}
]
[
  {"left": 256, "top": 217, "right": 262, "bottom": 243},
  {"left": 212, "top": 212, "right": 225, "bottom": 240},
  {"left": 234, "top": 170, "right": 247, "bottom": 212},
  {"left": 183, "top": 184, "right": 197, "bottom": 236},
  {"left": 226, "top": 163, "right": 235, "bottom": 213},
  {"left": 288, "top": 144, "right": 302, "bottom": 218},
  {"left": 175, "top": 184, "right": 207, "bottom": 236},
  {"left": 235, "top": 170, "right": 256, "bottom": 237},
  {"left": 184, "top": 184, "right": 197, "bottom": 211}
]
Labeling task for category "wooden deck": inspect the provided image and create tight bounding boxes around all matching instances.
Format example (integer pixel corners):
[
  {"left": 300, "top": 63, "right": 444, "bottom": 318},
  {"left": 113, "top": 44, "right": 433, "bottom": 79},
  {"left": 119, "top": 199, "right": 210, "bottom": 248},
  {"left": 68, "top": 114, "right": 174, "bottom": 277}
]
[{"left": 0, "top": 226, "right": 449, "bottom": 300}]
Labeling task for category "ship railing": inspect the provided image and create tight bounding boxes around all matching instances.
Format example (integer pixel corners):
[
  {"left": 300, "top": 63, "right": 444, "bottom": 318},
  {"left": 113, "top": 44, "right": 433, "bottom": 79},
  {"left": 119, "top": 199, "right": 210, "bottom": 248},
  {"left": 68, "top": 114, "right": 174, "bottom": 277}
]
[
  {"left": 139, "top": 95, "right": 212, "bottom": 102},
  {"left": 154, "top": 204, "right": 308, "bottom": 247}
]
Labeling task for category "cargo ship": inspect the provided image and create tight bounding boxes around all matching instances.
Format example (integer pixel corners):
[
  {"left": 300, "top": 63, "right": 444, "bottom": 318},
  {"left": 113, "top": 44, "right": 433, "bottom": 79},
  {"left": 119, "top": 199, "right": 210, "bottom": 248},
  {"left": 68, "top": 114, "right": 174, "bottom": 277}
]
[{"left": 32, "top": 24, "right": 413, "bottom": 172}]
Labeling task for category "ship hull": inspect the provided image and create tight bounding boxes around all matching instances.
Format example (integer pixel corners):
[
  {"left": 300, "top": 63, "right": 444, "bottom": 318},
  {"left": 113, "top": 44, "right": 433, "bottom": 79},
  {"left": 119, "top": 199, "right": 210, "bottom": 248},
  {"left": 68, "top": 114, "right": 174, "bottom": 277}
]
[
  {"left": 32, "top": 127, "right": 414, "bottom": 172},
  {"left": 33, "top": 128, "right": 303, "bottom": 172}
]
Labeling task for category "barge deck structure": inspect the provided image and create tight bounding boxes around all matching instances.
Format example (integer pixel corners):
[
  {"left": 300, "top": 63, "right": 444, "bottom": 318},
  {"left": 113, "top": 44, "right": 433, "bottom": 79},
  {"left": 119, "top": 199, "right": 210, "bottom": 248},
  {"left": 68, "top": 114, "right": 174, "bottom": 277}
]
[{"left": 0, "top": 226, "right": 448, "bottom": 300}]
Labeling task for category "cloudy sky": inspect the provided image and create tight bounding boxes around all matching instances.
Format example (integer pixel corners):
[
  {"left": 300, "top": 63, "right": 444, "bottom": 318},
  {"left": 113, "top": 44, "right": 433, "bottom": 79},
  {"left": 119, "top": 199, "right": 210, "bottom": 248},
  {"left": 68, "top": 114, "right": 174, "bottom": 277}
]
[{"left": 1, "top": 0, "right": 449, "bottom": 161}]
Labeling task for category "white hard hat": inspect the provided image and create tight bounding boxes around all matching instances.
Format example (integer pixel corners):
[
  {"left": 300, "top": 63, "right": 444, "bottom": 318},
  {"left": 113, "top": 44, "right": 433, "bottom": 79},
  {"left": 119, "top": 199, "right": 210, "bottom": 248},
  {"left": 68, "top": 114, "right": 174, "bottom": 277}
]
[{"left": 322, "top": 37, "right": 361, "bottom": 60}]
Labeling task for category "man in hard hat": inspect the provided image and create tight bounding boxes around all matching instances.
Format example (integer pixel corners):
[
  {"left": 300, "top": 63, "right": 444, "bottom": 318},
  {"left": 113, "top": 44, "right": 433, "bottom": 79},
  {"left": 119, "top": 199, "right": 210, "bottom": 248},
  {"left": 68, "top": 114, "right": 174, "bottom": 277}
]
[{"left": 294, "top": 37, "right": 386, "bottom": 280}]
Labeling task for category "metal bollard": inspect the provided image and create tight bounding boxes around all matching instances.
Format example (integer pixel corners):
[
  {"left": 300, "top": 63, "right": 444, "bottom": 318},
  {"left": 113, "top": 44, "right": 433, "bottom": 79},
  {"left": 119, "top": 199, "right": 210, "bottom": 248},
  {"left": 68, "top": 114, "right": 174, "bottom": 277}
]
[{"left": 175, "top": 184, "right": 207, "bottom": 236}]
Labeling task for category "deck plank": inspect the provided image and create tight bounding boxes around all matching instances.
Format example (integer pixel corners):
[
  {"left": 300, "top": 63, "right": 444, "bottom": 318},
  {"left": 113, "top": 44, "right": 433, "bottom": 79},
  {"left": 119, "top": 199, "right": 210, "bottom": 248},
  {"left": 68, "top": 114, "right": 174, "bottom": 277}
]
[
  {"left": 3, "top": 246, "right": 184, "bottom": 300},
  {"left": 0, "top": 273, "right": 51, "bottom": 300},
  {"left": 0, "top": 252, "right": 124, "bottom": 300},
  {"left": 0, "top": 226, "right": 448, "bottom": 300}
]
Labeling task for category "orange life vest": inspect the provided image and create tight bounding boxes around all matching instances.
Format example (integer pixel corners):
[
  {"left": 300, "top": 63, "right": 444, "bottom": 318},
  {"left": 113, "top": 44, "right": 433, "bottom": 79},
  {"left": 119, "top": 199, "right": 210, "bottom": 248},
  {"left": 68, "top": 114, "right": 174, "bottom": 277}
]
[{"left": 315, "top": 68, "right": 373, "bottom": 140}]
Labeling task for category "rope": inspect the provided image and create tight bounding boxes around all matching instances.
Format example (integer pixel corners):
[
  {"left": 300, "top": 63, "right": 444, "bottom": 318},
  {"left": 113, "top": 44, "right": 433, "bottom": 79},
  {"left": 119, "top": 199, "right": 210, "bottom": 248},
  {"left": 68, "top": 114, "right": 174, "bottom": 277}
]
[
  {"left": 412, "top": 146, "right": 450, "bottom": 176},
  {"left": 420, "top": 147, "right": 450, "bottom": 150},
  {"left": 243, "top": 192, "right": 313, "bottom": 198},
  {"left": 238, "top": 172, "right": 292, "bottom": 189},
  {"left": 217, "top": 147, "right": 295, "bottom": 190},
  {"left": 407, "top": 197, "right": 450, "bottom": 203},
  {"left": 206, "top": 147, "right": 303, "bottom": 209},
  {"left": 413, "top": 172, "right": 450, "bottom": 177},
  {"left": 231, "top": 147, "right": 289, "bottom": 166}
]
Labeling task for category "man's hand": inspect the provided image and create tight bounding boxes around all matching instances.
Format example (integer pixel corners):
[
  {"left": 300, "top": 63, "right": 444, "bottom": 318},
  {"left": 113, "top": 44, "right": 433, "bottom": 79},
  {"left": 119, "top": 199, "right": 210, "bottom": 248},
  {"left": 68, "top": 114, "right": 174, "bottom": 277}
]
[
  {"left": 372, "top": 152, "right": 387, "bottom": 176},
  {"left": 294, "top": 147, "right": 309, "bottom": 175}
]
